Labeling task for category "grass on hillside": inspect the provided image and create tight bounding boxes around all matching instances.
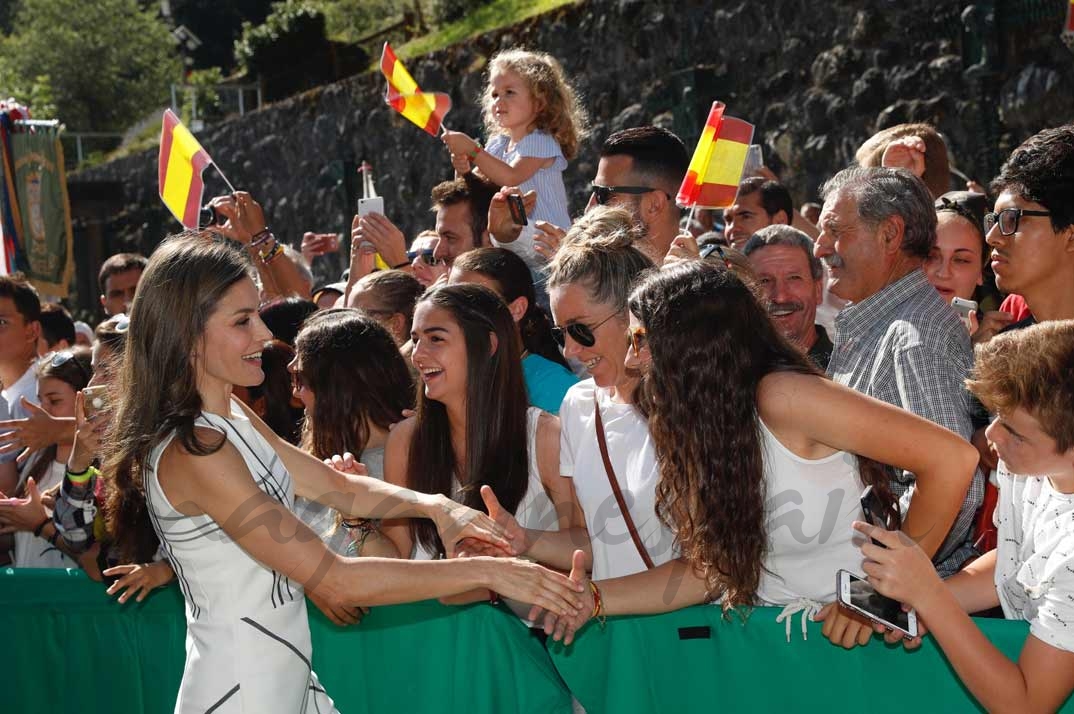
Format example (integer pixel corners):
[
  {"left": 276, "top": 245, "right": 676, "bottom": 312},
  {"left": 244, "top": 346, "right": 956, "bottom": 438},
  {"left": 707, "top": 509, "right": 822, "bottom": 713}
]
[{"left": 394, "top": 0, "right": 577, "bottom": 60}]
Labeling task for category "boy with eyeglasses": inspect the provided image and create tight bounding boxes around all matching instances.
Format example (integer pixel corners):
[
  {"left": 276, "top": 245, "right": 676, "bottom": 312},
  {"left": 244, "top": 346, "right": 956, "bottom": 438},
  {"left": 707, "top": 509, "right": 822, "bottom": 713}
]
[{"left": 985, "top": 123, "right": 1074, "bottom": 331}]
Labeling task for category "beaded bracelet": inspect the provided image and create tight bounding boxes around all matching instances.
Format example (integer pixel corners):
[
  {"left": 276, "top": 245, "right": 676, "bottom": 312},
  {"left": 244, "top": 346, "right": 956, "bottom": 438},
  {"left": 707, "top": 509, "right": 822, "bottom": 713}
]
[
  {"left": 467, "top": 145, "right": 483, "bottom": 161},
  {"left": 250, "top": 229, "right": 273, "bottom": 247},
  {"left": 259, "top": 241, "right": 284, "bottom": 264}
]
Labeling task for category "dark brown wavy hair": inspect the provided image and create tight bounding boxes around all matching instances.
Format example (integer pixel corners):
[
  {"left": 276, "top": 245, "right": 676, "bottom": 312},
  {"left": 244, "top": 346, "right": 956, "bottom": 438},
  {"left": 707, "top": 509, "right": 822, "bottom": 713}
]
[
  {"left": 406, "top": 284, "right": 529, "bottom": 556},
  {"left": 630, "top": 261, "right": 896, "bottom": 608},
  {"left": 295, "top": 308, "right": 414, "bottom": 460},
  {"left": 104, "top": 233, "right": 255, "bottom": 563}
]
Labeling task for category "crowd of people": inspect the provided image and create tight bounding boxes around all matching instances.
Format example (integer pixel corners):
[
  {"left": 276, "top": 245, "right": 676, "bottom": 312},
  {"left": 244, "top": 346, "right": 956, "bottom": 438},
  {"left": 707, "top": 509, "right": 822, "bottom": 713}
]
[{"left": 2, "top": 47, "right": 1073, "bottom": 713}]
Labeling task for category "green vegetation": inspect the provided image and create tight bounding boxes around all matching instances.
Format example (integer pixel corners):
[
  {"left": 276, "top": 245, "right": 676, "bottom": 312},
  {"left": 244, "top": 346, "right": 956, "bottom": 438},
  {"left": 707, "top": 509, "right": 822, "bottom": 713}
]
[
  {"left": 0, "top": 0, "right": 181, "bottom": 132},
  {"left": 395, "top": 0, "right": 577, "bottom": 59}
]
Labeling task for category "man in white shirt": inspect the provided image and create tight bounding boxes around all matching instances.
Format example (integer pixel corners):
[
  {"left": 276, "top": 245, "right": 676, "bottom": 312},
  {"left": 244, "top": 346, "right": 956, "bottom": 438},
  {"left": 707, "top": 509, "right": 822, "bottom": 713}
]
[{"left": 0, "top": 275, "right": 41, "bottom": 420}]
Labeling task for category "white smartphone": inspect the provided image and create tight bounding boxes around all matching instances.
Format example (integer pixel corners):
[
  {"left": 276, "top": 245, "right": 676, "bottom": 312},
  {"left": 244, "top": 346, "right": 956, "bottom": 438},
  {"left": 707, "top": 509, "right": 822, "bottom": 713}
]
[
  {"left": 357, "top": 196, "right": 384, "bottom": 217},
  {"left": 836, "top": 569, "right": 918, "bottom": 639},
  {"left": 951, "top": 297, "right": 977, "bottom": 327}
]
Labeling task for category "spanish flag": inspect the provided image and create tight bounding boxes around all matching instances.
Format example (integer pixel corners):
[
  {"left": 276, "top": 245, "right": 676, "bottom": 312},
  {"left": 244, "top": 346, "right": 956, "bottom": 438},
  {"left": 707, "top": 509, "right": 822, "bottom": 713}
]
[
  {"left": 676, "top": 102, "right": 755, "bottom": 209},
  {"left": 158, "top": 109, "right": 212, "bottom": 228},
  {"left": 380, "top": 43, "right": 452, "bottom": 136}
]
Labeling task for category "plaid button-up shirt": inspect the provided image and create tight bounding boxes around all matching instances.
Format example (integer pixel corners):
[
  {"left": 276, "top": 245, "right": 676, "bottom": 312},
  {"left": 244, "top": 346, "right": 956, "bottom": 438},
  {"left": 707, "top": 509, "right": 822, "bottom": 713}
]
[{"left": 827, "top": 269, "right": 982, "bottom": 576}]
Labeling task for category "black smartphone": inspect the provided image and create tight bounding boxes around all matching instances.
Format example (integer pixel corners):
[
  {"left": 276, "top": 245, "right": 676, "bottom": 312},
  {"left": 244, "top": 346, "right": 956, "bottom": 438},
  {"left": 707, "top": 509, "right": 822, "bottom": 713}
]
[
  {"left": 507, "top": 194, "right": 527, "bottom": 226},
  {"left": 860, "top": 484, "right": 895, "bottom": 548}
]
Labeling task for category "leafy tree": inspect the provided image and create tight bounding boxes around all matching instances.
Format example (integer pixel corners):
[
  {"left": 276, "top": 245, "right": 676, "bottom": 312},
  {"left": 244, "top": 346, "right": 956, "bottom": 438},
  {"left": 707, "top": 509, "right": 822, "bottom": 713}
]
[{"left": 0, "top": 0, "right": 181, "bottom": 131}]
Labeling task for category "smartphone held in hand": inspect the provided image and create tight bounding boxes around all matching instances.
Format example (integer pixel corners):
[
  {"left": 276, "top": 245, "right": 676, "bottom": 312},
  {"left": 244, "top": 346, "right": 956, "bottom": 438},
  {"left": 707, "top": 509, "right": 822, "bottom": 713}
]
[
  {"left": 837, "top": 569, "right": 918, "bottom": 639},
  {"left": 81, "top": 385, "right": 109, "bottom": 419}
]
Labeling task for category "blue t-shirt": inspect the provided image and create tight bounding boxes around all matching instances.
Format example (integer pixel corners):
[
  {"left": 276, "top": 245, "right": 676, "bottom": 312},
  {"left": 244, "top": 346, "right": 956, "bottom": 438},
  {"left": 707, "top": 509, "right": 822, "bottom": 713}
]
[{"left": 522, "top": 353, "right": 578, "bottom": 416}]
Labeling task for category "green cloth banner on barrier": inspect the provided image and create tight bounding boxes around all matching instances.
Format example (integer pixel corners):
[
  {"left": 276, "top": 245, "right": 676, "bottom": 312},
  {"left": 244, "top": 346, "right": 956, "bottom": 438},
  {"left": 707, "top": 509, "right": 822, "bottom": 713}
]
[
  {"left": 2, "top": 568, "right": 571, "bottom": 714},
  {"left": 549, "top": 604, "right": 1074, "bottom": 713},
  {"left": 6, "top": 568, "right": 1074, "bottom": 713}
]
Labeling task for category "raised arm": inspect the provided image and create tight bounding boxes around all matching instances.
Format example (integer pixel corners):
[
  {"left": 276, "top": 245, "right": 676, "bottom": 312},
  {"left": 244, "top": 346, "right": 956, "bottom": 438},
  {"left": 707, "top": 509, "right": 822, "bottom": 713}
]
[{"left": 759, "top": 372, "right": 978, "bottom": 558}]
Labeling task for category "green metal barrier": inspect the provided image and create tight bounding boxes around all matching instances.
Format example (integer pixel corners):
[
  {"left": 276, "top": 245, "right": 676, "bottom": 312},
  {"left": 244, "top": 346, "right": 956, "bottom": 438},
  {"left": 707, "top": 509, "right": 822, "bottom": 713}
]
[
  {"left": 2, "top": 568, "right": 571, "bottom": 714},
  {"left": 548, "top": 604, "right": 1074, "bottom": 714}
]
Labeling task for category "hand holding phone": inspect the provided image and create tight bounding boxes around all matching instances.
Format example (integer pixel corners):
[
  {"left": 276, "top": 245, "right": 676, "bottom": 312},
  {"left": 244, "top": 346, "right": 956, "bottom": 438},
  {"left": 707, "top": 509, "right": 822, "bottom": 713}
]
[
  {"left": 837, "top": 569, "right": 918, "bottom": 639},
  {"left": 951, "top": 297, "right": 978, "bottom": 330}
]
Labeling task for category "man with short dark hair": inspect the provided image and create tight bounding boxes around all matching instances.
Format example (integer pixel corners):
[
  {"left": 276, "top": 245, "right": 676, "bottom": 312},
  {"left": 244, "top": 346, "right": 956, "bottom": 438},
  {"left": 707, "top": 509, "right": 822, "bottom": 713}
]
[
  {"left": 724, "top": 177, "right": 794, "bottom": 249},
  {"left": 0, "top": 276, "right": 42, "bottom": 420},
  {"left": 38, "top": 303, "right": 76, "bottom": 353},
  {"left": 817, "top": 166, "right": 979, "bottom": 576},
  {"left": 743, "top": 225, "right": 831, "bottom": 369},
  {"left": 97, "top": 252, "right": 147, "bottom": 317},
  {"left": 430, "top": 175, "right": 496, "bottom": 268},
  {"left": 586, "top": 126, "right": 689, "bottom": 261}
]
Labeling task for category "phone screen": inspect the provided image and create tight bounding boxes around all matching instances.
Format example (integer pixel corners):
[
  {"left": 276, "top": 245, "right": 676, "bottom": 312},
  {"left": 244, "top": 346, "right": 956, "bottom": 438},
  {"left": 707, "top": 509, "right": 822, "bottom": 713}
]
[{"left": 843, "top": 572, "right": 914, "bottom": 635}]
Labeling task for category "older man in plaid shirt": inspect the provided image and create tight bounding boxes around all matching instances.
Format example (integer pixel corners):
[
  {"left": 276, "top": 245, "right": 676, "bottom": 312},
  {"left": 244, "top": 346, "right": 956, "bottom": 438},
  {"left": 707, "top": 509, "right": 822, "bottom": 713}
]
[{"left": 816, "top": 166, "right": 981, "bottom": 577}]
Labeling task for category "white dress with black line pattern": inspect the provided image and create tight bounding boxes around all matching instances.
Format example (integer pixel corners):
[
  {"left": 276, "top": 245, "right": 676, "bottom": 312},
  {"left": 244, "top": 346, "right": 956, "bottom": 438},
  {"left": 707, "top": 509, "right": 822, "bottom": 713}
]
[{"left": 145, "top": 399, "right": 338, "bottom": 714}]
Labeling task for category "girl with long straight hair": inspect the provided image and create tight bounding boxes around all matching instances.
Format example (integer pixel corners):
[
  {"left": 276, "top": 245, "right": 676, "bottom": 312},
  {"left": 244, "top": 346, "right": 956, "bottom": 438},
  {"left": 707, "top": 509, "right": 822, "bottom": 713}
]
[
  {"left": 382, "top": 283, "right": 580, "bottom": 613},
  {"left": 103, "top": 232, "right": 583, "bottom": 713},
  {"left": 449, "top": 247, "right": 577, "bottom": 415},
  {"left": 545, "top": 261, "right": 979, "bottom": 646}
]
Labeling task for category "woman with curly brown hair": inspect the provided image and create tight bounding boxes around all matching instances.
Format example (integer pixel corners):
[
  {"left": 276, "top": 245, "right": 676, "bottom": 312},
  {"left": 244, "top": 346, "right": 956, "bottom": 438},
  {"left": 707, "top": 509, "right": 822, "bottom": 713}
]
[{"left": 547, "top": 260, "right": 979, "bottom": 647}]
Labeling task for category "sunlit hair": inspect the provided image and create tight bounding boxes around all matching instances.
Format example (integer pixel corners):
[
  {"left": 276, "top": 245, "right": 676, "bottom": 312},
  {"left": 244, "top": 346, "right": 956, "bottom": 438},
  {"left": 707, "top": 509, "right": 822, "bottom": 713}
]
[
  {"left": 967, "top": 319, "right": 1074, "bottom": 452},
  {"left": 20, "top": 348, "right": 93, "bottom": 495},
  {"left": 104, "top": 232, "right": 256, "bottom": 562},
  {"left": 295, "top": 308, "right": 414, "bottom": 460},
  {"left": 452, "top": 247, "right": 567, "bottom": 368},
  {"left": 546, "top": 205, "right": 653, "bottom": 312},
  {"left": 482, "top": 49, "right": 589, "bottom": 160},
  {"left": 630, "top": 261, "right": 896, "bottom": 608},
  {"left": 406, "top": 284, "right": 528, "bottom": 556}
]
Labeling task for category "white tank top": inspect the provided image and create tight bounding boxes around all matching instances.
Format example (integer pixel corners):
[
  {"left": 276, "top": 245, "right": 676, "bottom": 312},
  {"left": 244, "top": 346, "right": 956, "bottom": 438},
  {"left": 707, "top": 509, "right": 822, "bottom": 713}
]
[{"left": 756, "top": 418, "right": 867, "bottom": 605}]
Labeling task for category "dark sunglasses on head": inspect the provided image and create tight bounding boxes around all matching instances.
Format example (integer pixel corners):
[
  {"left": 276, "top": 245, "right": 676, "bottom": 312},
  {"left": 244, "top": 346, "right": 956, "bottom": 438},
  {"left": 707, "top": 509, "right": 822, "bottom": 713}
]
[
  {"left": 407, "top": 248, "right": 446, "bottom": 266},
  {"left": 550, "top": 312, "right": 619, "bottom": 348},
  {"left": 46, "top": 350, "right": 91, "bottom": 384},
  {"left": 984, "top": 207, "right": 1051, "bottom": 236},
  {"left": 590, "top": 184, "right": 671, "bottom": 206}
]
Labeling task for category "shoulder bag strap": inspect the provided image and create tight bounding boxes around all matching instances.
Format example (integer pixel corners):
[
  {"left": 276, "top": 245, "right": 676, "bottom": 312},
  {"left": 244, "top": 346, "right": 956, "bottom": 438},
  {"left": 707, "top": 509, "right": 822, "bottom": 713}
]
[{"left": 593, "top": 393, "right": 655, "bottom": 570}]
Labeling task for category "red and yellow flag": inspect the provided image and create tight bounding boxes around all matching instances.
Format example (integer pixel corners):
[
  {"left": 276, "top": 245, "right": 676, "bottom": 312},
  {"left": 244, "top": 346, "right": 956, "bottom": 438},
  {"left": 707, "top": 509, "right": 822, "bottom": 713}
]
[
  {"left": 380, "top": 43, "right": 452, "bottom": 136},
  {"left": 1066, "top": 0, "right": 1074, "bottom": 33},
  {"left": 676, "top": 102, "right": 755, "bottom": 209},
  {"left": 158, "top": 109, "right": 212, "bottom": 228}
]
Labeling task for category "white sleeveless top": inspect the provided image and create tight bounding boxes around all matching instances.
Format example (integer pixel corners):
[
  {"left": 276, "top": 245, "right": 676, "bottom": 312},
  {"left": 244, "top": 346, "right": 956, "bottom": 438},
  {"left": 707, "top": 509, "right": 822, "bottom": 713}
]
[
  {"left": 413, "top": 407, "right": 558, "bottom": 561},
  {"left": 144, "top": 399, "right": 337, "bottom": 714},
  {"left": 756, "top": 419, "right": 867, "bottom": 605}
]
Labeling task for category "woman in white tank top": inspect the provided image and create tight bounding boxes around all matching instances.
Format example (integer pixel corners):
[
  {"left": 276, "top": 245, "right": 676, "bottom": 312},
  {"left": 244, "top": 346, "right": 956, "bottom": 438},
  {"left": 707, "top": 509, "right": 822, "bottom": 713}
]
[
  {"left": 381, "top": 284, "right": 581, "bottom": 608},
  {"left": 103, "top": 227, "right": 585, "bottom": 713},
  {"left": 546, "top": 261, "right": 978, "bottom": 647}
]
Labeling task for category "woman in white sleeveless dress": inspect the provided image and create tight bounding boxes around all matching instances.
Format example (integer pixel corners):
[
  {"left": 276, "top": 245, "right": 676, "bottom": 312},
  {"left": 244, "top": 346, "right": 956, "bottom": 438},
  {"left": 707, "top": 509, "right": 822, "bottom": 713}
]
[
  {"left": 104, "top": 227, "right": 586, "bottom": 714},
  {"left": 544, "top": 261, "right": 979, "bottom": 646},
  {"left": 381, "top": 283, "right": 581, "bottom": 617}
]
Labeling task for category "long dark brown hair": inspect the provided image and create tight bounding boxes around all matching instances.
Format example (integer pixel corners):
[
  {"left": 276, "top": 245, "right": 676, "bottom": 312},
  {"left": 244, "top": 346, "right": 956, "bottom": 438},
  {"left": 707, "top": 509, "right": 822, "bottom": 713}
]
[
  {"left": 630, "top": 261, "right": 896, "bottom": 608},
  {"left": 452, "top": 247, "right": 568, "bottom": 368},
  {"left": 104, "top": 233, "right": 255, "bottom": 563},
  {"left": 406, "top": 284, "right": 529, "bottom": 556},
  {"left": 20, "top": 348, "right": 93, "bottom": 494},
  {"left": 295, "top": 308, "right": 414, "bottom": 460}
]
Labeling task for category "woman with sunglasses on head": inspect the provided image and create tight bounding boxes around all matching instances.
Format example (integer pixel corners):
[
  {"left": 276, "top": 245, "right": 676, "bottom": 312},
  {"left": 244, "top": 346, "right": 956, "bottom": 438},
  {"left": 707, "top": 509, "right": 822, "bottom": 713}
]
[
  {"left": 0, "top": 348, "right": 92, "bottom": 568},
  {"left": 544, "top": 261, "right": 979, "bottom": 648},
  {"left": 409, "top": 229, "right": 450, "bottom": 288},
  {"left": 290, "top": 309, "right": 412, "bottom": 561},
  {"left": 381, "top": 283, "right": 583, "bottom": 619},
  {"left": 103, "top": 233, "right": 583, "bottom": 714},
  {"left": 448, "top": 247, "right": 578, "bottom": 415}
]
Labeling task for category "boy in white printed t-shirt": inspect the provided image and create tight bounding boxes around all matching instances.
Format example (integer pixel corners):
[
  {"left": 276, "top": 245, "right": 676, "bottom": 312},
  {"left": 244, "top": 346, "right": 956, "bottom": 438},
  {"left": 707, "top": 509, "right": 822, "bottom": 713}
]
[{"left": 854, "top": 319, "right": 1074, "bottom": 713}]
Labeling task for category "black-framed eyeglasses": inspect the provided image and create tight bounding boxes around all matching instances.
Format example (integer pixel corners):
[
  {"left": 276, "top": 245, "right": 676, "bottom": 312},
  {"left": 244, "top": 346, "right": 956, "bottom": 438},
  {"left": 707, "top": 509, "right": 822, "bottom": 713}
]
[
  {"left": 699, "top": 241, "right": 733, "bottom": 267},
  {"left": 590, "top": 184, "right": 671, "bottom": 206},
  {"left": 984, "top": 208, "right": 1051, "bottom": 236},
  {"left": 550, "top": 312, "right": 619, "bottom": 348},
  {"left": 407, "top": 248, "right": 446, "bottom": 266}
]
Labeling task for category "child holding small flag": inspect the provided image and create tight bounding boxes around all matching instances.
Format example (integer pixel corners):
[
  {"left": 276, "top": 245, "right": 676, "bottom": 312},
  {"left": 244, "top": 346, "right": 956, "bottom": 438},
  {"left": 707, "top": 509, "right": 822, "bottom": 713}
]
[{"left": 442, "top": 49, "right": 587, "bottom": 235}]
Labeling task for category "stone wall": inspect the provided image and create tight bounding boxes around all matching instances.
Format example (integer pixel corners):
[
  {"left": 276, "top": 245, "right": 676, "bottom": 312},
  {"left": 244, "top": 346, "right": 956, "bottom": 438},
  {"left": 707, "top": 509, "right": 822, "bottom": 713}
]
[{"left": 72, "top": 0, "right": 1074, "bottom": 290}]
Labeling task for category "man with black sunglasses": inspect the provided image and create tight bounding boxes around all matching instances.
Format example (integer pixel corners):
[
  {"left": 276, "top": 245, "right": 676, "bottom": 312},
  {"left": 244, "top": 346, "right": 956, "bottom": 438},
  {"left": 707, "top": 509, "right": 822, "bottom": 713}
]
[
  {"left": 986, "top": 123, "right": 1074, "bottom": 333},
  {"left": 586, "top": 126, "right": 689, "bottom": 262}
]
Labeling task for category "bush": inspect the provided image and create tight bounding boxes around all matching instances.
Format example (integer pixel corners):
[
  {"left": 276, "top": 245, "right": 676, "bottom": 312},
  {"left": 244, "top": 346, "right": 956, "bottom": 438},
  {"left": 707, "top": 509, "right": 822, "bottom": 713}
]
[{"left": 433, "top": 0, "right": 495, "bottom": 24}]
